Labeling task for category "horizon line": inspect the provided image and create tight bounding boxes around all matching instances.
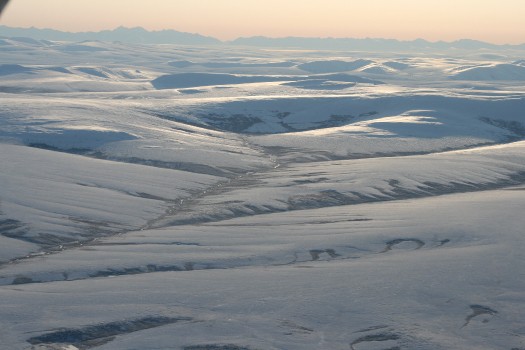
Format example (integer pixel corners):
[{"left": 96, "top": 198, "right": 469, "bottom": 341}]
[{"left": 1, "top": 24, "right": 524, "bottom": 47}]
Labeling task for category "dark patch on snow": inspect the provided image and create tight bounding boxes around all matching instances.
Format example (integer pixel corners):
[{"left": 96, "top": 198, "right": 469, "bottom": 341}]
[
  {"left": 355, "top": 325, "right": 389, "bottom": 333},
  {"left": 0, "top": 86, "right": 35, "bottom": 93},
  {"left": 381, "top": 238, "right": 425, "bottom": 253},
  {"left": 12, "top": 275, "right": 36, "bottom": 285},
  {"left": 179, "top": 88, "right": 206, "bottom": 94},
  {"left": 70, "top": 262, "right": 219, "bottom": 280},
  {"left": 98, "top": 241, "right": 201, "bottom": 247},
  {"left": 312, "top": 114, "right": 356, "bottom": 128},
  {"left": 280, "top": 320, "right": 314, "bottom": 335},
  {"left": 438, "top": 239, "right": 451, "bottom": 246},
  {"left": 0, "top": 218, "right": 26, "bottom": 238},
  {"left": 293, "top": 177, "right": 329, "bottom": 184},
  {"left": 462, "top": 305, "right": 498, "bottom": 328},
  {"left": 90, "top": 267, "right": 152, "bottom": 278},
  {"left": 350, "top": 332, "right": 401, "bottom": 350},
  {"left": 184, "top": 345, "right": 254, "bottom": 350},
  {"left": 288, "top": 190, "right": 354, "bottom": 210},
  {"left": 27, "top": 316, "right": 191, "bottom": 349},
  {"left": 283, "top": 79, "right": 356, "bottom": 90},
  {"left": 24, "top": 128, "right": 137, "bottom": 150},
  {"left": 3, "top": 232, "right": 63, "bottom": 247},
  {"left": 0, "top": 64, "right": 34, "bottom": 76},
  {"left": 200, "top": 113, "right": 263, "bottom": 133},
  {"left": 359, "top": 111, "right": 379, "bottom": 117},
  {"left": 45, "top": 66, "right": 73, "bottom": 74},
  {"left": 479, "top": 117, "right": 525, "bottom": 139},
  {"left": 309, "top": 249, "right": 340, "bottom": 261}
]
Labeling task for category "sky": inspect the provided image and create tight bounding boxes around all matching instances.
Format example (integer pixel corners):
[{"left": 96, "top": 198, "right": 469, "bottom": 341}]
[{"left": 2, "top": 0, "right": 525, "bottom": 44}]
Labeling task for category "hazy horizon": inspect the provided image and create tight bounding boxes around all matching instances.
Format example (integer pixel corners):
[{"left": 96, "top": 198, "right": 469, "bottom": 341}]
[
  {"left": 2, "top": 0, "right": 525, "bottom": 45},
  {"left": 2, "top": 24, "right": 524, "bottom": 46}
]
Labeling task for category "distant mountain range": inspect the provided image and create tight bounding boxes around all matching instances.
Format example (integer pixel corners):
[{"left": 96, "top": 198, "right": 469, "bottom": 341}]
[
  {"left": 231, "top": 36, "right": 525, "bottom": 51},
  {"left": 0, "top": 25, "right": 220, "bottom": 45},
  {"left": 1, "top": 25, "right": 524, "bottom": 51}
]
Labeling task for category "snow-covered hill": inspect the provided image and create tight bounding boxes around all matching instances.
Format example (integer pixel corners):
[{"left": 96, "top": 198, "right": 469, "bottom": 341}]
[
  {"left": 1, "top": 38, "right": 525, "bottom": 350},
  {"left": 451, "top": 63, "right": 525, "bottom": 81}
]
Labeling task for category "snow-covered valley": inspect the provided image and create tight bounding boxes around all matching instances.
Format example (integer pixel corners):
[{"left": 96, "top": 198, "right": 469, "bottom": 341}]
[{"left": 1, "top": 37, "right": 525, "bottom": 349}]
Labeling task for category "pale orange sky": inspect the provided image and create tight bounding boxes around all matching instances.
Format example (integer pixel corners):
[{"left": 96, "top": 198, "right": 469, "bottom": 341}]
[{"left": 2, "top": 0, "right": 525, "bottom": 44}]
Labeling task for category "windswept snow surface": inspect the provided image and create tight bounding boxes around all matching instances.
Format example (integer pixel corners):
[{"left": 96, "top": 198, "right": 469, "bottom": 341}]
[
  {"left": 0, "top": 144, "right": 221, "bottom": 258},
  {"left": 451, "top": 63, "right": 525, "bottom": 81},
  {"left": 1, "top": 38, "right": 525, "bottom": 349}
]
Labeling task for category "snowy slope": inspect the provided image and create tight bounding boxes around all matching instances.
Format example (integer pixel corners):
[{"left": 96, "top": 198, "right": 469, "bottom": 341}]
[
  {"left": 1, "top": 188, "right": 525, "bottom": 349},
  {"left": 0, "top": 95, "right": 273, "bottom": 175},
  {"left": 451, "top": 63, "right": 525, "bottom": 81},
  {"left": 1, "top": 38, "right": 525, "bottom": 350},
  {"left": 147, "top": 141, "right": 525, "bottom": 226},
  {"left": 0, "top": 144, "right": 221, "bottom": 261}
]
